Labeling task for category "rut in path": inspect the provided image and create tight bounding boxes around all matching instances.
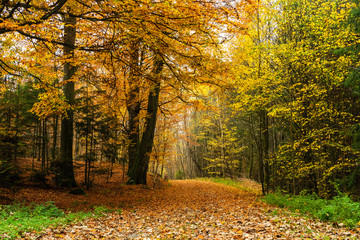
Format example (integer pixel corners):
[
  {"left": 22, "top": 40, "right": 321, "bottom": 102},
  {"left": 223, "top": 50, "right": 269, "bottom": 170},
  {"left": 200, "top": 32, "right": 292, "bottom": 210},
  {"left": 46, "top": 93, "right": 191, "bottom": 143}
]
[{"left": 23, "top": 180, "right": 360, "bottom": 239}]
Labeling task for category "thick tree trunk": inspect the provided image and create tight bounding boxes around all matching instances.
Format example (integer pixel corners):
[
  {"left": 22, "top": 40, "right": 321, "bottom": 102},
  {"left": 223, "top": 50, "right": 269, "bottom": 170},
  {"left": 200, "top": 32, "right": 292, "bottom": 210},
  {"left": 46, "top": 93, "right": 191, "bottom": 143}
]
[
  {"left": 126, "top": 40, "right": 141, "bottom": 174},
  {"left": 127, "top": 102, "right": 140, "bottom": 172},
  {"left": 54, "top": 12, "right": 77, "bottom": 187},
  {"left": 127, "top": 55, "right": 163, "bottom": 185}
]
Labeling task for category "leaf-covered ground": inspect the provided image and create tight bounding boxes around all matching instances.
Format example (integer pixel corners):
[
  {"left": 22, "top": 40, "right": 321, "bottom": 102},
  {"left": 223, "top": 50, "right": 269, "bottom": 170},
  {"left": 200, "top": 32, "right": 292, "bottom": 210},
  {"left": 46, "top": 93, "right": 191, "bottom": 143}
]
[
  {"left": 1, "top": 161, "right": 359, "bottom": 239},
  {"left": 16, "top": 180, "right": 360, "bottom": 239}
]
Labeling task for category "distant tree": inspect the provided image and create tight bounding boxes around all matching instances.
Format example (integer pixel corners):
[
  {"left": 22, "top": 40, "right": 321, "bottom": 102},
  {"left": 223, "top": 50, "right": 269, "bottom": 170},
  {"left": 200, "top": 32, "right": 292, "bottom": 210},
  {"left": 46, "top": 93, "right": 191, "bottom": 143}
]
[
  {"left": 75, "top": 85, "right": 102, "bottom": 188},
  {"left": 0, "top": 79, "right": 40, "bottom": 186}
]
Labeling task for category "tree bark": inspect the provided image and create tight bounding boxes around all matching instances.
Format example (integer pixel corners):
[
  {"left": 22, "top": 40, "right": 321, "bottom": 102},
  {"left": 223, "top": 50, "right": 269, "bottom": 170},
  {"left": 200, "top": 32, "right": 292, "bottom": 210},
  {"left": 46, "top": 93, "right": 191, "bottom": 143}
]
[
  {"left": 41, "top": 119, "right": 47, "bottom": 172},
  {"left": 54, "top": 12, "right": 77, "bottom": 187},
  {"left": 126, "top": 40, "right": 141, "bottom": 174},
  {"left": 263, "top": 110, "right": 270, "bottom": 193},
  {"left": 259, "top": 109, "right": 270, "bottom": 194},
  {"left": 127, "top": 54, "right": 164, "bottom": 185},
  {"left": 52, "top": 115, "right": 58, "bottom": 161}
]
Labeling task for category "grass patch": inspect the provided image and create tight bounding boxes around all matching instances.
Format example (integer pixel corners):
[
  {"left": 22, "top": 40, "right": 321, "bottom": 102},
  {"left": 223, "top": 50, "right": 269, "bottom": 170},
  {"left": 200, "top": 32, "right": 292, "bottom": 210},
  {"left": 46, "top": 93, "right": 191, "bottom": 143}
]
[
  {"left": 203, "top": 177, "right": 244, "bottom": 188},
  {"left": 0, "top": 202, "right": 120, "bottom": 239},
  {"left": 263, "top": 192, "right": 360, "bottom": 228},
  {"left": 197, "top": 177, "right": 260, "bottom": 194}
]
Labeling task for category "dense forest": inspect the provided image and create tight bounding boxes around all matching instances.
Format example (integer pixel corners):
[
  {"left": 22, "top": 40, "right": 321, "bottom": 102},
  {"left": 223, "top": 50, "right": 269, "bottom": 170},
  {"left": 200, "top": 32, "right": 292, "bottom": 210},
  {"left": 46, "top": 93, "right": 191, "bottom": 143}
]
[{"left": 1, "top": 0, "right": 360, "bottom": 200}]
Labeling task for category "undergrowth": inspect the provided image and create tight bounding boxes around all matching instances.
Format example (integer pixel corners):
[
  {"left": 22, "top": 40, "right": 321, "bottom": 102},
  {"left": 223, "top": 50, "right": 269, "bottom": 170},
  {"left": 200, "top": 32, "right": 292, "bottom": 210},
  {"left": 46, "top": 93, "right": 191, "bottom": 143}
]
[
  {"left": 0, "top": 202, "right": 119, "bottom": 239},
  {"left": 263, "top": 192, "right": 360, "bottom": 228},
  {"left": 201, "top": 177, "right": 360, "bottom": 228}
]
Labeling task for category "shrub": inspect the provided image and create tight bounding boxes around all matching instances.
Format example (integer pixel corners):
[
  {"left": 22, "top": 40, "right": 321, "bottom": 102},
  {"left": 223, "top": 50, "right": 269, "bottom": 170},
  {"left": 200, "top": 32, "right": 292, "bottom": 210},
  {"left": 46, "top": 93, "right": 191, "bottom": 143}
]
[
  {"left": 0, "top": 161, "right": 21, "bottom": 188},
  {"left": 263, "top": 192, "right": 360, "bottom": 228}
]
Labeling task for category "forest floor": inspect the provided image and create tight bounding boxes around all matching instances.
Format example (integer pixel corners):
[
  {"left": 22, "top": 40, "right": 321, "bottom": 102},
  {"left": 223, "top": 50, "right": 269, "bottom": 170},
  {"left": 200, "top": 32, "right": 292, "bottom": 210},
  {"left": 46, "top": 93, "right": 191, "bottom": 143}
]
[{"left": 1, "top": 161, "right": 360, "bottom": 239}]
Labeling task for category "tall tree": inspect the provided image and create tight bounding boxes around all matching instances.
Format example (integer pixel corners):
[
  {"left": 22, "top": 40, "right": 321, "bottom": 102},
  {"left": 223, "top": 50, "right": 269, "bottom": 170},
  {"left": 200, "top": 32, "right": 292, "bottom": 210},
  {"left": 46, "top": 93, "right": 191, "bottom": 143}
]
[
  {"left": 226, "top": 0, "right": 360, "bottom": 197},
  {"left": 0, "top": 0, "right": 68, "bottom": 79},
  {"left": 123, "top": 0, "right": 252, "bottom": 184},
  {"left": 127, "top": 53, "right": 164, "bottom": 184},
  {"left": 54, "top": 10, "right": 77, "bottom": 187},
  {"left": 126, "top": 40, "right": 141, "bottom": 175}
]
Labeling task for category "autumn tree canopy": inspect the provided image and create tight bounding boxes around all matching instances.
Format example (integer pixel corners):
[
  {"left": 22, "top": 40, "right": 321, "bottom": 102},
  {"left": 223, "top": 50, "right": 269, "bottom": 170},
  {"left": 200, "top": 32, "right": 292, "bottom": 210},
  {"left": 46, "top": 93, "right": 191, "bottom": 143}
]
[
  {"left": 1, "top": 0, "right": 360, "bottom": 201},
  {"left": 183, "top": 0, "right": 360, "bottom": 198},
  {"left": 0, "top": 0, "right": 253, "bottom": 187}
]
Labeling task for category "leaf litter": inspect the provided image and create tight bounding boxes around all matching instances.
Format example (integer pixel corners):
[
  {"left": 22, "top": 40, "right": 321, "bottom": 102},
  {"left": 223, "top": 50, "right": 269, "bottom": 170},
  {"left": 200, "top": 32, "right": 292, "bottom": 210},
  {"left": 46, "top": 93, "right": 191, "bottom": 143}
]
[
  {"left": 2, "top": 161, "right": 358, "bottom": 239},
  {"left": 18, "top": 180, "right": 360, "bottom": 239}
]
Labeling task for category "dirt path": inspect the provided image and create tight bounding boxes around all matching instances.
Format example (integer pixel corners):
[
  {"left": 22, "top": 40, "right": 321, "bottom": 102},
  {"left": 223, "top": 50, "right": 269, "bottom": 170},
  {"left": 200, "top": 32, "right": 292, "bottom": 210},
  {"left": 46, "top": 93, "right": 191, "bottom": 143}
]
[{"left": 23, "top": 180, "right": 359, "bottom": 239}]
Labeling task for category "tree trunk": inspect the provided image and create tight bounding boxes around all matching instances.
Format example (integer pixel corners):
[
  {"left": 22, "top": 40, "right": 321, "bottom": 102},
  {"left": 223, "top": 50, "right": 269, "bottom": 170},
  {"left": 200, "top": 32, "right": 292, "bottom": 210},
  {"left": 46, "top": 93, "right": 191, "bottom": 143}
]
[
  {"left": 52, "top": 115, "right": 58, "bottom": 161},
  {"left": 249, "top": 143, "right": 254, "bottom": 179},
  {"left": 127, "top": 55, "right": 163, "bottom": 185},
  {"left": 32, "top": 125, "right": 36, "bottom": 170},
  {"left": 41, "top": 119, "right": 47, "bottom": 172},
  {"left": 37, "top": 120, "right": 41, "bottom": 163},
  {"left": 218, "top": 97, "right": 233, "bottom": 179},
  {"left": 263, "top": 111, "right": 270, "bottom": 193},
  {"left": 85, "top": 130, "right": 89, "bottom": 187},
  {"left": 126, "top": 40, "right": 141, "bottom": 174},
  {"left": 54, "top": 12, "right": 77, "bottom": 187},
  {"left": 258, "top": 116, "right": 265, "bottom": 195},
  {"left": 260, "top": 109, "right": 270, "bottom": 194}
]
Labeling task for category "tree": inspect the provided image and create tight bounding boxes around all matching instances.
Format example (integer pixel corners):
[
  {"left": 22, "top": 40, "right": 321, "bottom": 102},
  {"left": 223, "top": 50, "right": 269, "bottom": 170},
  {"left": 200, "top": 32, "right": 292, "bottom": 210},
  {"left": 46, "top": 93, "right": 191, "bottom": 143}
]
[
  {"left": 127, "top": 53, "right": 164, "bottom": 184},
  {"left": 53, "top": 10, "right": 77, "bottom": 187},
  {"left": 0, "top": 80, "right": 39, "bottom": 186},
  {"left": 0, "top": 0, "right": 68, "bottom": 79},
  {"left": 122, "top": 0, "right": 252, "bottom": 184},
  {"left": 226, "top": 0, "right": 360, "bottom": 197},
  {"left": 76, "top": 84, "right": 102, "bottom": 188},
  {"left": 0, "top": 0, "right": 253, "bottom": 187}
]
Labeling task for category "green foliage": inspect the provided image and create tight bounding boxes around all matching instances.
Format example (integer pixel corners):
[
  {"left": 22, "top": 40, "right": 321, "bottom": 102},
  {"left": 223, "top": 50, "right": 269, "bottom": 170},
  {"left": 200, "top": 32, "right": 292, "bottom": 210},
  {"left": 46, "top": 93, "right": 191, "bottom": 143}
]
[
  {"left": 189, "top": 96, "right": 244, "bottom": 179},
  {"left": 0, "top": 161, "right": 21, "bottom": 188},
  {"left": 222, "top": 0, "right": 360, "bottom": 197},
  {"left": 344, "top": 167, "right": 360, "bottom": 198},
  {"left": 0, "top": 81, "right": 40, "bottom": 188},
  {"left": 204, "top": 177, "right": 242, "bottom": 188},
  {"left": 0, "top": 202, "right": 121, "bottom": 239},
  {"left": 175, "top": 170, "right": 185, "bottom": 179},
  {"left": 93, "top": 205, "right": 121, "bottom": 216},
  {"left": 0, "top": 202, "right": 65, "bottom": 239},
  {"left": 0, "top": 81, "right": 40, "bottom": 160},
  {"left": 263, "top": 192, "right": 360, "bottom": 228}
]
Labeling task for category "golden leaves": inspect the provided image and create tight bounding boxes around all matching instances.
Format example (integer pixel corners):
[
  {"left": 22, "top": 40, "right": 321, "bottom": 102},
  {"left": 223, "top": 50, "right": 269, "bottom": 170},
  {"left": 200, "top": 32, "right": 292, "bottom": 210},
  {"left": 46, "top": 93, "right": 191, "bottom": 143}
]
[{"left": 30, "top": 91, "right": 71, "bottom": 119}]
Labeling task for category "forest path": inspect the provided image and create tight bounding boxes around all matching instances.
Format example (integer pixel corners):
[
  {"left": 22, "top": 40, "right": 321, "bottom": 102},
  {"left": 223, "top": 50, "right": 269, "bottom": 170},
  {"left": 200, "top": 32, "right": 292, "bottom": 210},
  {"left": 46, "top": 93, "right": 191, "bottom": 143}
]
[{"left": 24, "top": 180, "right": 358, "bottom": 239}]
